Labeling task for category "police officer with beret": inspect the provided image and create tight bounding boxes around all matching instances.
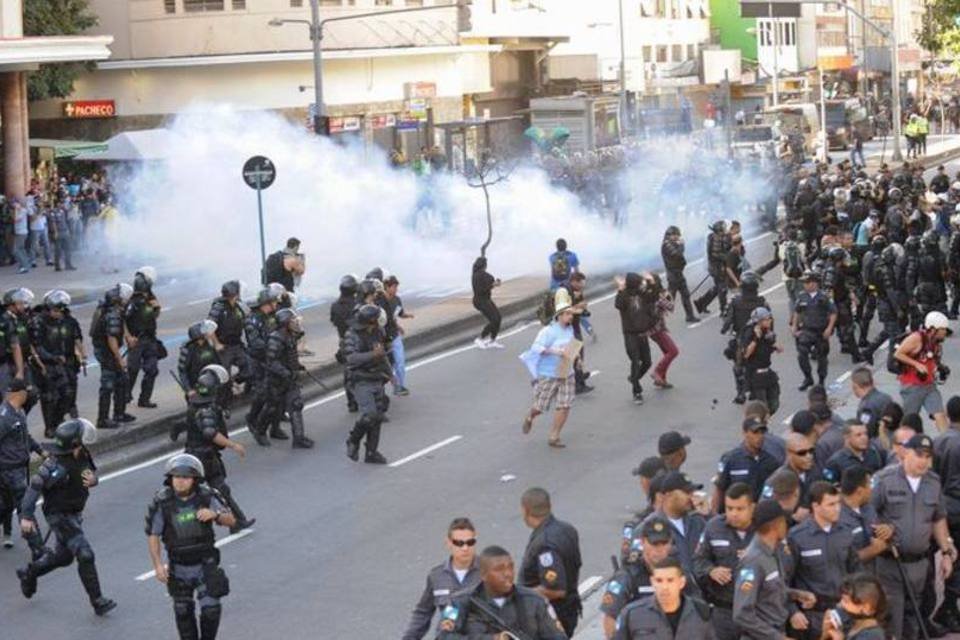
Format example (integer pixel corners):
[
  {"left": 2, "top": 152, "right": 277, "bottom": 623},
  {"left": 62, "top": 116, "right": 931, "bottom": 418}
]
[
  {"left": 714, "top": 417, "right": 781, "bottom": 511},
  {"left": 613, "top": 557, "right": 714, "bottom": 639},
  {"left": 620, "top": 457, "right": 667, "bottom": 563},
  {"left": 402, "top": 517, "right": 481, "bottom": 640},
  {"left": 520, "top": 487, "right": 583, "bottom": 637},
  {"left": 733, "top": 500, "right": 816, "bottom": 638},
  {"left": 693, "top": 482, "right": 755, "bottom": 640},
  {"left": 0, "top": 379, "right": 44, "bottom": 553},
  {"left": 146, "top": 453, "right": 235, "bottom": 640},
  {"left": 872, "top": 433, "right": 956, "bottom": 640},
  {"left": 437, "top": 545, "right": 567, "bottom": 639},
  {"left": 785, "top": 481, "right": 861, "bottom": 638},
  {"left": 790, "top": 270, "right": 837, "bottom": 391},
  {"left": 642, "top": 471, "right": 706, "bottom": 574},
  {"left": 16, "top": 418, "right": 116, "bottom": 616}
]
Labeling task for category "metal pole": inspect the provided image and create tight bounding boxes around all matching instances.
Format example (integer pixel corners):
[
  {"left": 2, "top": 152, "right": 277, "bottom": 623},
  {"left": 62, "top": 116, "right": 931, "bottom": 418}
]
[
  {"left": 618, "top": 0, "right": 628, "bottom": 137},
  {"left": 819, "top": 67, "right": 828, "bottom": 162},
  {"left": 724, "top": 69, "right": 733, "bottom": 157},
  {"left": 769, "top": 4, "right": 779, "bottom": 106},
  {"left": 309, "top": 0, "right": 325, "bottom": 134},
  {"left": 859, "top": 0, "right": 868, "bottom": 98},
  {"left": 890, "top": 0, "right": 903, "bottom": 161},
  {"left": 256, "top": 173, "right": 267, "bottom": 282}
]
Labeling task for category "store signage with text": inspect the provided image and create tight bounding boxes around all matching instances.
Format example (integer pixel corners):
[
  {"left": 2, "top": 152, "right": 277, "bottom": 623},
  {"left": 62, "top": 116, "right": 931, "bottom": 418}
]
[{"left": 63, "top": 100, "right": 116, "bottom": 119}]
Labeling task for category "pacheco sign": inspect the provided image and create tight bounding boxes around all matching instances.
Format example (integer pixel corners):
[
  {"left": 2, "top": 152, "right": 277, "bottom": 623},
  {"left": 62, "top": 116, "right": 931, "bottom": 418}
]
[{"left": 63, "top": 100, "right": 116, "bottom": 119}]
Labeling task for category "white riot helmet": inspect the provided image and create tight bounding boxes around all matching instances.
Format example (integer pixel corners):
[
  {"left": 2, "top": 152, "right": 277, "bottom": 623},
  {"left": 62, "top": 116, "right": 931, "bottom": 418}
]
[{"left": 925, "top": 311, "right": 950, "bottom": 331}]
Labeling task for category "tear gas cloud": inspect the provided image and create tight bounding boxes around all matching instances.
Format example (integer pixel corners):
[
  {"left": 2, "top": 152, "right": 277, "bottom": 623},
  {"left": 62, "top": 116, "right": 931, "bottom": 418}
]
[{"left": 108, "top": 105, "right": 774, "bottom": 301}]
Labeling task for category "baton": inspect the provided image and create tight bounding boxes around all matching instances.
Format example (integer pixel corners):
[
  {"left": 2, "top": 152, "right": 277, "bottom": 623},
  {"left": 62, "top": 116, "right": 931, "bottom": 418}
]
[
  {"left": 891, "top": 546, "right": 930, "bottom": 640},
  {"left": 168, "top": 370, "right": 187, "bottom": 393},
  {"left": 689, "top": 273, "right": 711, "bottom": 296},
  {"left": 299, "top": 368, "right": 330, "bottom": 393},
  {"left": 611, "top": 554, "right": 620, "bottom": 572}
]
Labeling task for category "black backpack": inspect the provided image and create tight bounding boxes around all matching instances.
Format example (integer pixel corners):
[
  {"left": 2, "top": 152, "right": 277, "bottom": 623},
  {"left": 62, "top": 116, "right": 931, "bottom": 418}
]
[
  {"left": 886, "top": 331, "right": 914, "bottom": 375},
  {"left": 263, "top": 251, "right": 285, "bottom": 285},
  {"left": 536, "top": 291, "right": 556, "bottom": 326},
  {"left": 551, "top": 252, "right": 571, "bottom": 282},
  {"left": 783, "top": 242, "right": 804, "bottom": 278}
]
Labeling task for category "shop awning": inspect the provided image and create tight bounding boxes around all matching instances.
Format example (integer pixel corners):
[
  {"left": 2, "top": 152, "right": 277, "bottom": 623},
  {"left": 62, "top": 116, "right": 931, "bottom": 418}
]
[
  {"left": 29, "top": 138, "right": 109, "bottom": 159},
  {"left": 73, "top": 129, "right": 173, "bottom": 162}
]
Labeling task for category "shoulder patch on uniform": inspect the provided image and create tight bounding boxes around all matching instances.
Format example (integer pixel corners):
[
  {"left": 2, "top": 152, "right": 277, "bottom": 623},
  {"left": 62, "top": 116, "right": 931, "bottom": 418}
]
[
  {"left": 607, "top": 580, "right": 623, "bottom": 595},
  {"left": 823, "top": 468, "right": 836, "bottom": 482},
  {"left": 762, "top": 484, "right": 774, "bottom": 499},
  {"left": 544, "top": 569, "right": 559, "bottom": 584},
  {"left": 718, "top": 460, "right": 725, "bottom": 473},
  {"left": 738, "top": 567, "right": 755, "bottom": 584},
  {"left": 538, "top": 551, "right": 554, "bottom": 567}
]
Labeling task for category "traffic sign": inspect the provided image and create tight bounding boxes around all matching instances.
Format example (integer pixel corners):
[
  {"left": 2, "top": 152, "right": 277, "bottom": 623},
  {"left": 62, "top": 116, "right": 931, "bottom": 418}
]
[{"left": 242, "top": 155, "right": 276, "bottom": 190}]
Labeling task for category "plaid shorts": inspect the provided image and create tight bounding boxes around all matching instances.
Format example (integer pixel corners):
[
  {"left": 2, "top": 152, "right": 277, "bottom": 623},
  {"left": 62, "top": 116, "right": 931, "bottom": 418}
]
[{"left": 532, "top": 375, "right": 575, "bottom": 412}]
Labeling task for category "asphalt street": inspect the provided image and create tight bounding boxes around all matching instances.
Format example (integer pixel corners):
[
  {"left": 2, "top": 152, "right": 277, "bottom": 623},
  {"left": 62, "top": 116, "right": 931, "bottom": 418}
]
[{"left": 1, "top": 224, "right": 943, "bottom": 640}]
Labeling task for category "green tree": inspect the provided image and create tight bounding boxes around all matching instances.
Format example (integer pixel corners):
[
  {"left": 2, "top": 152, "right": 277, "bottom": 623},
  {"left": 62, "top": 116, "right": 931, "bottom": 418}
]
[{"left": 23, "top": 0, "right": 99, "bottom": 101}]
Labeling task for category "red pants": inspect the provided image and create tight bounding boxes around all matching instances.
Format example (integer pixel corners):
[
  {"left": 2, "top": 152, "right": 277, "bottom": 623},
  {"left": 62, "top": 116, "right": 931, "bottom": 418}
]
[{"left": 650, "top": 329, "right": 678, "bottom": 381}]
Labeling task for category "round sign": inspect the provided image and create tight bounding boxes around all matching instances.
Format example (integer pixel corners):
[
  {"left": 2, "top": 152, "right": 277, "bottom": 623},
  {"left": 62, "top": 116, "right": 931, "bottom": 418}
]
[{"left": 242, "top": 155, "right": 276, "bottom": 190}]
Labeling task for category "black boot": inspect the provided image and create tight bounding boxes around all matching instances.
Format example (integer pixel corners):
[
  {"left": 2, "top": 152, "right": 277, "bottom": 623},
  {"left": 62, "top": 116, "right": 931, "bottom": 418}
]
[
  {"left": 97, "top": 392, "right": 119, "bottom": 430},
  {"left": 289, "top": 411, "right": 314, "bottom": 449},
  {"left": 200, "top": 605, "right": 222, "bottom": 640},
  {"left": 138, "top": 375, "right": 157, "bottom": 408},
  {"left": 175, "top": 604, "right": 200, "bottom": 640},
  {"left": 250, "top": 422, "right": 271, "bottom": 447},
  {"left": 269, "top": 421, "right": 289, "bottom": 440},
  {"left": 363, "top": 420, "right": 387, "bottom": 464},
  {"left": 78, "top": 559, "right": 116, "bottom": 615},
  {"left": 220, "top": 486, "right": 255, "bottom": 533},
  {"left": 798, "top": 378, "right": 814, "bottom": 392},
  {"left": 16, "top": 565, "right": 36, "bottom": 598}
]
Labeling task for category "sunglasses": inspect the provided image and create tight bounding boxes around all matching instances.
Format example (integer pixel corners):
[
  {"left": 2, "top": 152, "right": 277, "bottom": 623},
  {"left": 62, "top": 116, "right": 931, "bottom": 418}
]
[
  {"left": 749, "top": 426, "right": 769, "bottom": 434},
  {"left": 790, "top": 448, "right": 815, "bottom": 456},
  {"left": 450, "top": 538, "right": 478, "bottom": 548}
]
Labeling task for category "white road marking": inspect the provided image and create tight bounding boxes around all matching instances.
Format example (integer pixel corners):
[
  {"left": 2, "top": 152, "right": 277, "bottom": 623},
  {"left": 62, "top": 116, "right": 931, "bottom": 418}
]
[
  {"left": 835, "top": 370, "right": 853, "bottom": 384},
  {"left": 578, "top": 575, "right": 603, "bottom": 596},
  {"left": 135, "top": 528, "right": 255, "bottom": 581},
  {"left": 388, "top": 435, "right": 463, "bottom": 468},
  {"left": 186, "top": 298, "right": 209, "bottom": 306}
]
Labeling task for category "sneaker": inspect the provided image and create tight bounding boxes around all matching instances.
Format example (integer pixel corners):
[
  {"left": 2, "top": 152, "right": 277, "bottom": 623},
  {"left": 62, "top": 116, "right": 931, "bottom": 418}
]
[
  {"left": 633, "top": 393, "right": 644, "bottom": 405},
  {"left": 137, "top": 399, "right": 158, "bottom": 409},
  {"left": 394, "top": 387, "right": 410, "bottom": 397},
  {"left": 2, "top": 534, "right": 12, "bottom": 549},
  {"left": 474, "top": 337, "right": 490, "bottom": 350},
  {"left": 17, "top": 268, "right": 28, "bottom": 274},
  {"left": 487, "top": 340, "right": 506, "bottom": 349}
]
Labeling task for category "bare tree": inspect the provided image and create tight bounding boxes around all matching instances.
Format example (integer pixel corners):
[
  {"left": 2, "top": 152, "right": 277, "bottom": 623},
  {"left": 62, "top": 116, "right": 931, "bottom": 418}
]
[{"left": 466, "top": 149, "right": 519, "bottom": 258}]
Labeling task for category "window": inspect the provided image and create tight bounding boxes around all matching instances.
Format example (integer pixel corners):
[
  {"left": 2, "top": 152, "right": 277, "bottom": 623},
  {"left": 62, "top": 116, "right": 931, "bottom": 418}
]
[
  {"left": 164, "top": 0, "right": 176, "bottom": 13},
  {"left": 687, "top": 43, "right": 695, "bottom": 60},
  {"left": 406, "top": 0, "right": 425, "bottom": 5},
  {"left": 375, "top": 0, "right": 394, "bottom": 5},
  {"left": 291, "top": 0, "right": 303, "bottom": 6},
  {"left": 642, "top": 45, "right": 652, "bottom": 63},
  {"left": 672, "top": 44, "right": 682, "bottom": 61},
  {"left": 183, "top": 0, "right": 224, "bottom": 11},
  {"left": 319, "top": 0, "right": 342, "bottom": 5},
  {"left": 232, "top": 0, "right": 245, "bottom": 8},
  {"left": 656, "top": 45, "right": 668, "bottom": 62}
]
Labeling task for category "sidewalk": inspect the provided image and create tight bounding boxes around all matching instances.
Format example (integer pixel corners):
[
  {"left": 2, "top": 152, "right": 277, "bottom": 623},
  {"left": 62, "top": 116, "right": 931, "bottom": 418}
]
[{"left": 858, "top": 133, "right": 960, "bottom": 173}]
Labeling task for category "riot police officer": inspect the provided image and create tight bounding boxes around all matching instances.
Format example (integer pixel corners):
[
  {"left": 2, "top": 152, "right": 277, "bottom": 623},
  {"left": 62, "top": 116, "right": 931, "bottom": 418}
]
[
  {"left": 125, "top": 266, "right": 162, "bottom": 409},
  {"left": 863, "top": 244, "right": 906, "bottom": 363},
  {"left": 692, "top": 482, "right": 755, "bottom": 640},
  {"left": 4, "top": 287, "right": 36, "bottom": 413},
  {"left": 740, "top": 306, "right": 783, "bottom": 417},
  {"left": 146, "top": 453, "right": 235, "bottom": 640},
  {"left": 885, "top": 187, "right": 907, "bottom": 244},
  {"left": 330, "top": 274, "right": 359, "bottom": 413},
  {"left": 243, "top": 287, "right": 279, "bottom": 446},
  {"left": 822, "top": 246, "right": 865, "bottom": 363},
  {"left": 790, "top": 270, "right": 837, "bottom": 391},
  {"left": 0, "top": 288, "right": 26, "bottom": 394},
  {"left": 695, "top": 220, "right": 731, "bottom": 315},
  {"left": 520, "top": 487, "right": 583, "bottom": 637},
  {"left": 0, "top": 379, "right": 44, "bottom": 554},
  {"left": 263, "top": 308, "right": 313, "bottom": 449},
  {"left": 91, "top": 284, "right": 133, "bottom": 430},
  {"left": 31, "top": 290, "right": 82, "bottom": 437},
  {"left": 900, "top": 234, "right": 923, "bottom": 330},
  {"left": 661, "top": 226, "right": 699, "bottom": 323},
  {"left": 207, "top": 280, "right": 247, "bottom": 398},
  {"left": 178, "top": 320, "right": 222, "bottom": 393},
  {"left": 916, "top": 229, "right": 948, "bottom": 320},
  {"left": 721, "top": 271, "right": 768, "bottom": 404},
  {"left": 184, "top": 364, "right": 254, "bottom": 532},
  {"left": 17, "top": 418, "right": 116, "bottom": 616},
  {"left": 857, "top": 234, "right": 888, "bottom": 348},
  {"left": 343, "top": 303, "right": 392, "bottom": 463}
]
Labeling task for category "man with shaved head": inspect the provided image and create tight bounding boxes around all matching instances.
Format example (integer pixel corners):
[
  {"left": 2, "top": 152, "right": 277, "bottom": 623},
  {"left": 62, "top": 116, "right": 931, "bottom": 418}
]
[
  {"left": 772, "top": 432, "right": 823, "bottom": 521},
  {"left": 437, "top": 546, "right": 567, "bottom": 639}
]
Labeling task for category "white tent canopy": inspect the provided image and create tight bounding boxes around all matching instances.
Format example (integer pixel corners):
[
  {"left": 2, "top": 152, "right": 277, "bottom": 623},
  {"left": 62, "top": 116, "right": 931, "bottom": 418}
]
[{"left": 74, "top": 128, "right": 174, "bottom": 162}]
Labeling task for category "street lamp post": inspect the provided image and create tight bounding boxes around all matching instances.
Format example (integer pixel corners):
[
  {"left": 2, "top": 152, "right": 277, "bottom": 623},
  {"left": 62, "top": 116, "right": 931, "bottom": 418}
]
[
  {"left": 309, "top": 0, "right": 324, "bottom": 132},
  {"left": 618, "top": 0, "right": 628, "bottom": 137}
]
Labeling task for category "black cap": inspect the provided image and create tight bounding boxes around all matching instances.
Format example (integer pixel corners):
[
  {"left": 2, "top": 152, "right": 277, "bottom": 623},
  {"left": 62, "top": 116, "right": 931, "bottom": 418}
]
[
  {"left": 742, "top": 417, "right": 768, "bottom": 433},
  {"left": 904, "top": 434, "right": 934, "bottom": 453},
  {"left": 632, "top": 456, "right": 666, "bottom": 478},
  {"left": 658, "top": 431, "right": 691, "bottom": 456},
  {"left": 790, "top": 410, "right": 816, "bottom": 436},
  {"left": 660, "top": 470, "right": 703, "bottom": 493},
  {"left": 4, "top": 378, "right": 27, "bottom": 393},
  {"left": 752, "top": 499, "right": 787, "bottom": 528},
  {"left": 641, "top": 517, "right": 673, "bottom": 544}
]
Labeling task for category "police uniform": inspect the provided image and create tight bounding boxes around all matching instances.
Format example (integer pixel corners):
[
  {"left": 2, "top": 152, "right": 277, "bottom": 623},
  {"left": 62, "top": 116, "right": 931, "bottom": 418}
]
[
  {"left": 437, "top": 582, "right": 567, "bottom": 639},
  {"left": 329, "top": 291, "right": 358, "bottom": 412},
  {"left": 793, "top": 285, "right": 837, "bottom": 387},
  {"left": 263, "top": 323, "right": 311, "bottom": 448},
  {"left": 178, "top": 339, "right": 221, "bottom": 393},
  {"left": 613, "top": 594, "right": 714, "bottom": 639},
  {"left": 342, "top": 318, "right": 392, "bottom": 462},
  {"left": 243, "top": 306, "right": 276, "bottom": 440},
  {"left": 934, "top": 426, "right": 960, "bottom": 620},
  {"left": 721, "top": 282, "right": 768, "bottom": 403},
  {"left": 640, "top": 507, "right": 706, "bottom": 575},
  {"left": 125, "top": 291, "right": 162, "bottom": 407},
  {"left": 715, "top": 443, "right": 781, "bottom": 505},
  {"left": 871, "top": 442, "right": 946, "bottom": 640},
  {"left": 0, "top": 398, "right": 43, "bottom": 557},
  {"left": 838, "top": 500, "right": 881, "bottom": 574},
  {"left": 208, "top": 297, "right": 247, "bottom": 388},
  {"left": 692, "top": 514, "right": 753, "bottom": 639},
  {"left": 857, "top": 387, "right": 893, "bottom": 438},
  {"left": 31, "top": 309, "right": 82, "bottom": 436},
  {"left": 401, "top": 558, "right": 480, "bottom": 640},
  {"left": 765, "top": 463, "right": 822, "bottom": 509},
  {"left": 823, "top": 445, "right": 887, "bottom": 483},
  {"left": 739, "top": 322, "right": 781, "bottom": 415},
  {"left": 732, "top": 535, "right": 790, "bottom": 638},
  {"left": 786, "top": 518, "right": 861, "bottom": 637},
  {"left": 521, "top": 513, "right": 583, "bottom": 637},
  {"left": 0, "top": 310, "right": 21, "bottom": 394},
  {"left": 91, "top": 297, "right": 129, "bottom": 427},
  {"left": 146, "top": 484, "right": 230, "bottom": 640}
]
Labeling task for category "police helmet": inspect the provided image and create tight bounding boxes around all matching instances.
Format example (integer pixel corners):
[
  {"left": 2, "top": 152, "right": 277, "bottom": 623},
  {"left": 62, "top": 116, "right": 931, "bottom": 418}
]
[
  {"left": 196, "top": 364, "right": 229, "bottom": 397},
  {"left": 870, "top": 234, "right": 888, "bottom": 251},
  {"left": 117, "top": 282, "right": 134, "bottom": 303},
  {"left": 221, "top": 280, "right": 241, "bottom": 298},
  {"left": 133, "top": 266, "right": 157, "bottom": 293},
  {"left": 750, "top": 307, "right": 773, "bottom": 324},
  {"left": 4, "top": 287, "right": 35, "bottom": 307},
  {"left": 828, "top": 246, "right": 846, "bottom": 261},
  {"left": 44, "top": 289, "right": 71, "bottom": 309},
  {"left": 255, "top": 288, "right": 276, "bottom": 307},
  {"left": 188, "top": 319, "right": 218, "bottom": 341},
  {"left": 904, "top": 235, "right": 922, "bottom": 252},
  {"left": 925, "top": 311, "right": 950, "bottom": 331},
  {"left": 47, "top": 418, "right": 96, "bottom": 455},
  {"left": 922, "top": 230, "right": 939, "bottom": 247},
  {"left": 356, "top": 304, "right": 381, "bottom": 325},
  {"left": 283, "top": 291, "right": 298, "bottom": 309},
  {"left": 710, "top": 220, "right": 727, "bottom": 233},
  {"left": 665, "top": 225, "right": 681, "bottom": 237},
  {"left": 164, "top": 453, "right": 205, "bottom": 479},
  {"left": 266, "top": 282, "right": 287, "bottom": 300},
  {"left": 800, "top": 269, "right": 820, "bottom": 282},
  {"left": 365, "top": 267, "right": 384, "bottom": 282},
  {"left": 358, "top": 279, "right": 378, "bottom": 298},
  {"left": 339, "top": 274, "right": 359, "bottom": 294},
  {"left": 740, "top": 271, "right": 760, "bottom": 288},
  {"left": 888, "top": 187, "right": 902, "bottom": 202},
  {"left": 275, "top": 308, "right": 299, "bottom": 329}
]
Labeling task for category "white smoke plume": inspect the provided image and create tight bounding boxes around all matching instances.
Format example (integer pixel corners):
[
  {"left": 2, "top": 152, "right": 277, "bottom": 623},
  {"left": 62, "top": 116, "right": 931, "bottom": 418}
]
[{"left": 108, "top": 105, "right": 774, "bottom": 300}]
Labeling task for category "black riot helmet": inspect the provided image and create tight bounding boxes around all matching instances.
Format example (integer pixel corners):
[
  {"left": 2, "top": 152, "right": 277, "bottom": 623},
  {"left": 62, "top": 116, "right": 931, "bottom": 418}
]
[
  {"left": 188, "top": 319, "right": 217, "bottom": 342},
  {"left": 358, "top": 279, "right": 378, "bottom": 298},
  {"left": 255, "top": 287, "right": 276, "bottom": 308},
  {"left": 888, "top": 187, "right": 903, "bottom": 203},
  {"left": 828, "top": 246, "right": 846, "bottom": 261},
  {"left": 356, "top": 304, "right": 381, "bottom": 326},
  {"left": 339, "top": 274, "right": 359, "bottom": 295},
  {"left": 221, "top": 280, "right": 241, "bottom": 298},
  {"left": 904, "top": 235, "right": 922, "bottom": 254},
  {"left": 365, "top": 267, "right": 384, "bottom": 282},
  {"left": 710, "top": 220, "right": 727, "bottom": 233},
  {"left": 870, "top": 234, "right": 888, "bottom": 252},
  {"left": 133, "top": 266, "right": 157, "bottom": 293},
  {"left": 275, "top": 308, "right": 299, "bottom": 329},
  {"left": 196, "top": 364, "right": 229, "bottom": 399},
  {"left": 164, "top": 453, "right": 204, "bottom": 480},
  {"left": 47, "top": 418, "right": 96, "bottom": 455},
  {"left": 922, "top": 229, "right": 939, "bottom": 248},
  {"left": 880, "top": 245, "right": 898, "bottom": 264},
  {"left": 740, "top": 271, "right": 760, "bottom": 290}
]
